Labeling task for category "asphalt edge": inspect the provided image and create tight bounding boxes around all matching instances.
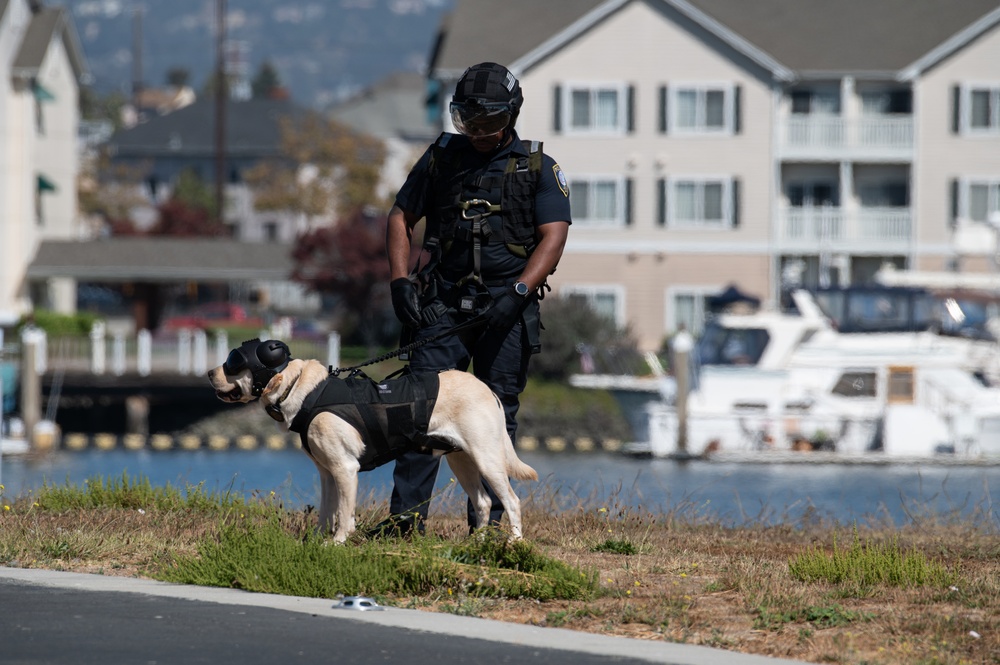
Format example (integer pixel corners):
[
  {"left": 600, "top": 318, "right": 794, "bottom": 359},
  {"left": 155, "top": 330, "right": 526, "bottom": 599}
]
[{"left": 1, "top": 566, "right": 812, "bottom": 665}]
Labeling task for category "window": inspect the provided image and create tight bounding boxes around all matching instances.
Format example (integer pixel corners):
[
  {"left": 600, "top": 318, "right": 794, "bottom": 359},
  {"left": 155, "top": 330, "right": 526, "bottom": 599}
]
[
  {"left": 696, "top": 323, "right": 769, "bottom": 366},
  {"left": 958, "top": 179, "right": 1000, "bottom": 223},
  {"left": 860, "top": 89, "right": 912, "bottom": 115},
  {"left": 789, "top": 89, "right": 840, "bottom": 115},
  {"left": 859, "top": 182, "right": 909, "bottom": 207},
  {"left": 670, "top": 85, "right": 735, "bottom": 133},
  {"left": 831, "top": 371, "right": 877, "bottom": 398},
  {"left": 561, "top": 83, "right": 629, "bottom": 134},
  {"left": 787, "top": 181, "right": 838, "bottom": 207},
  {"left": 667, "top": 287, "right": 718, "bottom": 336},
  {"left": 667, "top": 177, "right": 736, "bottom": 228},
  {"left": 959, "top": 85, "right": 1000, "bottom": 133},
  {"left": 561, "top": 285, "right": 624, "bottom": 325},
  {"left": 887, "top": 366, "right": 914, "bottom": 404},
  {"left": 569, "top": 176, "right": 624, "bottom": 227},
  {"left": 263, "top": 221, "right": 279, "bottom": 242}
]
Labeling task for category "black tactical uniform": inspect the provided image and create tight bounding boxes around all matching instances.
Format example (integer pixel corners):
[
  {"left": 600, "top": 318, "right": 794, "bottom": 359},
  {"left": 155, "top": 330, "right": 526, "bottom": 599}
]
[{"left": 381, "top": 62, "right": 571, "bottom": 534}]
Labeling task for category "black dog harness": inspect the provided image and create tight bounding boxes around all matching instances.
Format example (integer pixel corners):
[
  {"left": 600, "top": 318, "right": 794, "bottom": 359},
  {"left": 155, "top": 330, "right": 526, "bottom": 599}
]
[{"left": 288, "top": 370, "right": 453, "bottom": 471}]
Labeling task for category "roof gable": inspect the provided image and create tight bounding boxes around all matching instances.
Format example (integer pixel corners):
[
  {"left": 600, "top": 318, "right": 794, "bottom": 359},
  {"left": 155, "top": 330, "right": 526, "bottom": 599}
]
[
  {"left": 12, "top": 6, "right": 88, "bottom": 81},
  {"left": 433, "top": 0, "right": 1000, "bottom": 81}
]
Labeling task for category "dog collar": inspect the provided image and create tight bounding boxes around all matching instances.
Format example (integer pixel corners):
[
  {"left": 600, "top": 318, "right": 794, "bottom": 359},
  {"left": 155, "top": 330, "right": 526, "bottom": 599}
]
[{"left": 264, "top": 373, "right": 300, "bottom": 423}]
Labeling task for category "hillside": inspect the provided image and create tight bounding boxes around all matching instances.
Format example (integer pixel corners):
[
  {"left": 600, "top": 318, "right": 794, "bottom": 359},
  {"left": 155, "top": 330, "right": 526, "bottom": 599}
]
[{"left": 68, "top": 0, "right": 453, "bottom": 109}]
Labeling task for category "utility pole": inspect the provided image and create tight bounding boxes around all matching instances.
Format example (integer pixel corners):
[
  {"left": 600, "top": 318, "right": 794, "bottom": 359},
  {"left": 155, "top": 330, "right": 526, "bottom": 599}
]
[
  {"left": 131, "top": 6, "right": 143, "bottom": 120},
  {"left": 214, "top": 0, "right": 227, "bottom": 226}
]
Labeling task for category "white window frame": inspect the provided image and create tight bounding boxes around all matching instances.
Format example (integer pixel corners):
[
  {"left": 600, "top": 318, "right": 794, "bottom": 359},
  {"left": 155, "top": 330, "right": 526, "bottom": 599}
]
[
  {"left": 669, "top": 82, "right": 736, "bottom": 135},
  {"left": 560, "top": 81, "right": 629, "bottom": 136},
  {"left": 666, "top": 285, "right": 720, "bottom": 337},
  {"left": 959, "top": 177, "right": 1000, "bottom": 223},
  {"left": 567, "top": 174, "right": 627, "bottom": 228},
  {"left": 961, "top": 83, "right": 1000, "bottom": 135},
  {"left": 560, "top": 284, "right": 626, "bottom": 327},
  {"left": 666, "top": 176, "right": 735, "bottom": 229}
]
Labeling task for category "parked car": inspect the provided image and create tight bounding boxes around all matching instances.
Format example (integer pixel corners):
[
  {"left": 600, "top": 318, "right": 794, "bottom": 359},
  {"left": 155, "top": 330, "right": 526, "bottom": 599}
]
[{"left": 160, "top": 303, "right": 264, "bottom": 333}]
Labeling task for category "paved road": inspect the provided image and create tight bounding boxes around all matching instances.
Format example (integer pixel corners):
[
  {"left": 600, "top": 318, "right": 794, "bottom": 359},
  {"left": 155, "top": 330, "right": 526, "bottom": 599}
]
[{"left": 1, "top": 568, "right": 811, "bottom": 665}]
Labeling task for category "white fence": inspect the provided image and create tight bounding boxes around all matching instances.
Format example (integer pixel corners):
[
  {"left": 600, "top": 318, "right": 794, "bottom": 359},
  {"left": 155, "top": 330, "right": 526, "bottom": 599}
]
[{"left": 23, "top": 327, "right": 341, "bottom": 377}]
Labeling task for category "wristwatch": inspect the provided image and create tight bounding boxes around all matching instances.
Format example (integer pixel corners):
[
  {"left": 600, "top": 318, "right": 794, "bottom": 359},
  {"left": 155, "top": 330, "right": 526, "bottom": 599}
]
[{"left": 513, "top": 281, "right": 530, "bottom": 297}]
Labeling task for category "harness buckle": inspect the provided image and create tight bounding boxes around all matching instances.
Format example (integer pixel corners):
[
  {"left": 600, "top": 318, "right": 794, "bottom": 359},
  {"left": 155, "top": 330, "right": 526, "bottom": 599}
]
[{"left": 459, "top": 198, "right": 501, "bottom": 219}]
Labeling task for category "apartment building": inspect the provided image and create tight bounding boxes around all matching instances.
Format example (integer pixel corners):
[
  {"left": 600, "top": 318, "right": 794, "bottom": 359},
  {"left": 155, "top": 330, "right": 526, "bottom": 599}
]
[
  {"left": 0, "top": 0, "right": 87, "bottom": 325},
  {"left": 428, "top": 0, "right": 1000, "bottom": 350}
]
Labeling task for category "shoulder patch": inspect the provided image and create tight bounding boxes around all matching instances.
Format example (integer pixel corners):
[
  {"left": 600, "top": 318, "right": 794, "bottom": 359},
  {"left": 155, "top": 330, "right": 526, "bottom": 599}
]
[{"left": 553, "top": 164, "right": 569, "bottom": 197}]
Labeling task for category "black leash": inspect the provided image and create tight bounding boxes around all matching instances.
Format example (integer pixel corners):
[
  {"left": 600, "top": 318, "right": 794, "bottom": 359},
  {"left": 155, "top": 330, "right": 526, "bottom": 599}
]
[{"left": 329, "top": 315, "right": 488, "bottom": 377}]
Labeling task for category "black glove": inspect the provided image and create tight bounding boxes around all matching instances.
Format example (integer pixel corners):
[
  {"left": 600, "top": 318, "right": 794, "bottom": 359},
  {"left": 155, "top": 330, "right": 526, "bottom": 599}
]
[
  {"left": 485, "top": 289, "right": 524, "bottom": 331},
  {"left": 390, "top": 278, "right": 420, "bottom": 327}
]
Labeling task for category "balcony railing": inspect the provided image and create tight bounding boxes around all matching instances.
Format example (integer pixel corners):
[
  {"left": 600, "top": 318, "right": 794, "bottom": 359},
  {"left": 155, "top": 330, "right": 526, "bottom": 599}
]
[
  {"left": 780, "top": 116, "right": 914, "bottom": 159},
  {"left": 778, "top": 207, "right": 912, "bottom": 251}
]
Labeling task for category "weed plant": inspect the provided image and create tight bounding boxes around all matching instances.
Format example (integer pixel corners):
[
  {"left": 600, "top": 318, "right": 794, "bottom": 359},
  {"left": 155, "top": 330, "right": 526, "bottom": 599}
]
[{"left": 789, "top": 526, "right": 957, "bottom": 589}]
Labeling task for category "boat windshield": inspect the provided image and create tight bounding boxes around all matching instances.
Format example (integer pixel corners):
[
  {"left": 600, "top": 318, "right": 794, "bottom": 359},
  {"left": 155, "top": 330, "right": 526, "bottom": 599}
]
[{"left": 696, "top": 323, "right": 769, "bottom": 366}]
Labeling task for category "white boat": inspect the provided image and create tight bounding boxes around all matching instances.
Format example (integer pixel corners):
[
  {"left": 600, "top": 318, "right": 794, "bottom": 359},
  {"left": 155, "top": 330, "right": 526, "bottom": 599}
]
[{"left": 572, "top": 287, "right": 1000, "bottom": 461}]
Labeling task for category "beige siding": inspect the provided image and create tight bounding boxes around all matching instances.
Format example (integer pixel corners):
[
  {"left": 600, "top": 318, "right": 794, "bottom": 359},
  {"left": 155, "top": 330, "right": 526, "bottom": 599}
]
[
  {"left": 513, "top": 0, "right": 776, "bottom": 349},
  {"left": 915, "top": 25, "right": 1000, "bottom": 250},
  {"left": 552, "top": 251, "right": 770, "bottom": 350}
]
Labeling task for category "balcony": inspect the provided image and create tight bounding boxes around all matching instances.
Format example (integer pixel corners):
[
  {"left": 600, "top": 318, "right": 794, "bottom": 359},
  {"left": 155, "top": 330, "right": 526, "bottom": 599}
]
[
  {"left": 779, "top": 116, "right": 914, "bottom": 161},
  {"left": 777, "top": 207, "right": 913, "bottom": 253}
]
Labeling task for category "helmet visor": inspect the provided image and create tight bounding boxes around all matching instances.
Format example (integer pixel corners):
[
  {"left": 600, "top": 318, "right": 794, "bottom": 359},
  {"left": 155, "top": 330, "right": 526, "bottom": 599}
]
[{"left": 449, "top": 100, "right": 512, "bottom": 137}]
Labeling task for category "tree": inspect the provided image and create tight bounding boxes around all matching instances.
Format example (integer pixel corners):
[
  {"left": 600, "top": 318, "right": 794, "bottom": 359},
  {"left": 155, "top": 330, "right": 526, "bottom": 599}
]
[
  {"left": 166, "top": 67, "right": 190, "bottom": 88},
  {"left": 530, "top": 296, "right": 642, "bottom": 381},
  {"left": 251, "top": 60, "right": 285, "bottom": 100},
  {"left": 243, "top": 111, "right": 388, "bottom": 225},
  {"left": 170, "top": 168, "right": 217, "bottom": 215},
  {"left": 79, "top": 87, "right": 128, "bottom": 130},
  {"left": 291, "top": 207, "right": 392, "bottom": 351},
  {"left": 79, "top": 152, "right": 151, "bottom": 234},
  {"left": 149, "top": 169, "right": 228, "bottom": 237}
]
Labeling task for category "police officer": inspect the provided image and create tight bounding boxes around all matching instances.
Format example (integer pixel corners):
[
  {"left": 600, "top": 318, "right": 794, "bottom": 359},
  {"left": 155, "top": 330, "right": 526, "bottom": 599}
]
[{"left": 379, "top": 62, "right": 571, "bottom": 536}]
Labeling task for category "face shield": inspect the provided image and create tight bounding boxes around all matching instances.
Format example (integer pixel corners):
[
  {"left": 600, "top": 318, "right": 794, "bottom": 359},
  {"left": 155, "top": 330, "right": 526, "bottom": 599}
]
[{"left": 449, "top": 99, "right": 513, "bottom": 137}]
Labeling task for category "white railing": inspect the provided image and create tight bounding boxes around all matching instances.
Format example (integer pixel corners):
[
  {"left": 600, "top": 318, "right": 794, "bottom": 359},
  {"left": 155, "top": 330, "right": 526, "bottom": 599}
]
[
  {"left": 41, "top": 328, "right": 340, "bottom": 376},
  {"left": 778, "top": 207, "right": 912, "bottom": 250},
  {"left": 780, "top": 116, "right": 914, "bottom": 158}
]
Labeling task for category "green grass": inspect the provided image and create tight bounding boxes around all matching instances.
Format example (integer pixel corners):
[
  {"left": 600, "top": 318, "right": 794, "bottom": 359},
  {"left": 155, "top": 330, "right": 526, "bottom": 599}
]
[
  {"left": 32, "top": 472, "right": 253, "bottom": 514},
  {"left": 591, "top": 538, "right": 639, "bottom": 555},
  {"left": 789, "top": 527, "right": 957, "bottom": 589},
  {"left": 158, "top": 517, "right": 600, "bottom": 602}
]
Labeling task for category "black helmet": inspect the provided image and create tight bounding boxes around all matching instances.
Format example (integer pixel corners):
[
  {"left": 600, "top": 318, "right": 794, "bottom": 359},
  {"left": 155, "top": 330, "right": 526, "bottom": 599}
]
[
  {"left": 223, "top": 338, "right": 292, "bottom": 397},
  {"left": 450, "top": 62, "right": 523, "bottom": 137}
]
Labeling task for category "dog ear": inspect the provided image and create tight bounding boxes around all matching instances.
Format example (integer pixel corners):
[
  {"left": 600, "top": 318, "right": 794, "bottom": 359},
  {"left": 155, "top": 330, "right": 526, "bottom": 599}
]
[{"left": 261, "top": 373, "right": 283, "bottom": 403}]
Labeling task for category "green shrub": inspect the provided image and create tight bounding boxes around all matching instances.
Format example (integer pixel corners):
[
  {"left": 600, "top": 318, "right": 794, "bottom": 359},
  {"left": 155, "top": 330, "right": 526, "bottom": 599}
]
[
  {"left": 19, "top": 310, "right": 99, "bottom": 337},
  {"left": 518, "top": 379, "right": 632, "bottom": 442},
  {"left": 789, "top": 528, "right": 957, "bottom": 589},
  {"left": 533, "top": 296, "right": 643, "bottom": 381}
]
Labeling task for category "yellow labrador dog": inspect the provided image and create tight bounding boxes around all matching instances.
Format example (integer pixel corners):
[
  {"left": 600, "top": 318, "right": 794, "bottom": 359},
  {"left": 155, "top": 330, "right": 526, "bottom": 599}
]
[{"left": 207, "top": 339, "right": 537, "bottom": 543}]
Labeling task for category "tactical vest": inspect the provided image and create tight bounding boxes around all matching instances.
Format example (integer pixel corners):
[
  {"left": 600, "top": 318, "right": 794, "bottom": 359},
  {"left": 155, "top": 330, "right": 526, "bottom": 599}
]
[
  {"left": 424, "top": 132, "right": 543, "bottom": 258},
  {"left": 288, "top": 371, "right": 449, "bottom": 472}
]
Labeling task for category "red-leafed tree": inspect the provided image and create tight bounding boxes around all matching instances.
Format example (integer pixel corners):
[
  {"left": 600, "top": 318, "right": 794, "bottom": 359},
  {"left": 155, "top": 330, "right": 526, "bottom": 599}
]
[
  {"left": 150, "top": 169, "right": 229, "bottom": 236},
  {"left": 292, "top": 207, "right": 392, "bottom": 350}
]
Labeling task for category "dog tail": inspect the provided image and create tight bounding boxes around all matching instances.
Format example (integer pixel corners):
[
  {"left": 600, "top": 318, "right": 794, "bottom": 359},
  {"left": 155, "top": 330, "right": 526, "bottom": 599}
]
[{"left": 504, "top": 426, "right": 538, "bottom": 481}]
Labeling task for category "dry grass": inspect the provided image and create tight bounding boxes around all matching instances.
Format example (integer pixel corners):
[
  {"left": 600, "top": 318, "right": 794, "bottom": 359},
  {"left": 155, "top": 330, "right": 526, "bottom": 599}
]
[{"left": 1, "top": 481, "right": 998, "bottom": 665}]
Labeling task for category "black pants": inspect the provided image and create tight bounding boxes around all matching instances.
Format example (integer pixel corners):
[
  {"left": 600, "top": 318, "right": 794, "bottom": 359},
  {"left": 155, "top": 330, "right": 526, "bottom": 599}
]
[{"left": 389, "top": 292, "right": 532, "bottom": 528}]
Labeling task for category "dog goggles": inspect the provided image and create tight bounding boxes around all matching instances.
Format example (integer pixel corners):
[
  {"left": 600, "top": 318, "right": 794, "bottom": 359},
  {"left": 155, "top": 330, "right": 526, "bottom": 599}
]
[{"left": 449, "top": 100, "right": 512, "bottom": 137}]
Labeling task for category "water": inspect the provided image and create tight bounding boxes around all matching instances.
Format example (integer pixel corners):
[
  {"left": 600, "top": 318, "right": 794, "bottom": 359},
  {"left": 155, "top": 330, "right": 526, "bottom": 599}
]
[{"left": 1, "top": 449, "right": 997, "bottom": 527}]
